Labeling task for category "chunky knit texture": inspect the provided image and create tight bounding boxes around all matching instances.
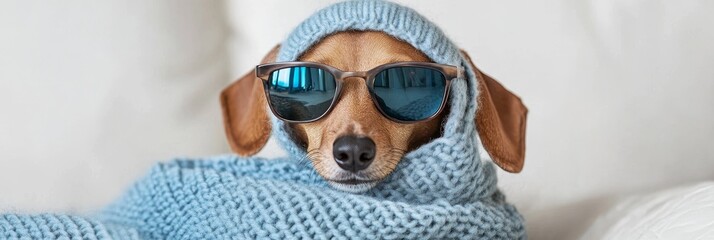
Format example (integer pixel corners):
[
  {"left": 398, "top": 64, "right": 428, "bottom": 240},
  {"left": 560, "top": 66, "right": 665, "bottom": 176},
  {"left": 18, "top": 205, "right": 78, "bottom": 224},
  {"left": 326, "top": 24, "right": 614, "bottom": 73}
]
[
  {"left": 1, "top": 0, "right": 525, "bottom": 239},
  {"left": 2, "top": 156, "right": 523, "bottom": 239}
]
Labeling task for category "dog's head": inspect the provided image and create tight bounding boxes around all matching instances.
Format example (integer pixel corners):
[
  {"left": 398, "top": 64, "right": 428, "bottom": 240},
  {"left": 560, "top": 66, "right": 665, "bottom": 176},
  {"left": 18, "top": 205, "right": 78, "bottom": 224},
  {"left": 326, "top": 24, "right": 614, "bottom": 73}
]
[{"left": 221, "top": 31, "right": 526, "bottom": 192}]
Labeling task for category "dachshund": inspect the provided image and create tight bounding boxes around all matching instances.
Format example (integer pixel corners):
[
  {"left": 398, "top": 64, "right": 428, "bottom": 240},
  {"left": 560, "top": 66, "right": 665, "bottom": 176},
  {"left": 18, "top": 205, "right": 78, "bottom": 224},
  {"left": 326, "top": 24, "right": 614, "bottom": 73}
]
[{"left": 221, "top": 31, "right": 526, "bottom": 192}]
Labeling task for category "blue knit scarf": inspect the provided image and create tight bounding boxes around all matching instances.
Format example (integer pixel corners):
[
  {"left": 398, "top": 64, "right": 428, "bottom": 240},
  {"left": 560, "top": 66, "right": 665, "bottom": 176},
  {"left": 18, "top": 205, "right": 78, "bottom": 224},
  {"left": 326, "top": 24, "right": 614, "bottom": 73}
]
[{"left": 1, "top": 1, "right": 525, "bottom": 239}]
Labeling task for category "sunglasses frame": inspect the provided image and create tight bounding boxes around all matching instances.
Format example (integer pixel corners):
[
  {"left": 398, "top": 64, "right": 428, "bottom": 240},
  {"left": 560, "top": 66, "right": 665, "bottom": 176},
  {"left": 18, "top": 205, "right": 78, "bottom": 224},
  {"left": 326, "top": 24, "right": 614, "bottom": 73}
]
[{"left": 255, "top": 61, "right": 463, "bottom": 124}]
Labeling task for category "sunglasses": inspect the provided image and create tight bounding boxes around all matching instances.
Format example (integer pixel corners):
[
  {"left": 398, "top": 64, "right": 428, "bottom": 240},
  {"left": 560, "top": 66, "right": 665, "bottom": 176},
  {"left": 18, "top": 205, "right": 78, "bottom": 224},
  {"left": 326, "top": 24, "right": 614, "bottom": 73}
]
[{"left": 255, "top": 61, "right": 463, "bottom": 123}]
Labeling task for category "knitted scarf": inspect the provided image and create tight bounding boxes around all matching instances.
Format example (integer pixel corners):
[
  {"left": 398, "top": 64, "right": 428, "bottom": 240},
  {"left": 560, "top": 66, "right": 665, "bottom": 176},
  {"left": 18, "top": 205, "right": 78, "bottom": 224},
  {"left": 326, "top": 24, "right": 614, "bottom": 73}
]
[{"left": 1, "top": 1, "right": 525, "bottom": 239}]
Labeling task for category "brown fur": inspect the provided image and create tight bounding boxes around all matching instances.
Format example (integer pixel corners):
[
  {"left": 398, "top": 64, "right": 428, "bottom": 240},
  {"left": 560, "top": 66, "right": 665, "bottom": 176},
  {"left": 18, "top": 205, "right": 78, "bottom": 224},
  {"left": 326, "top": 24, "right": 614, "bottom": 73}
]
[{"left": 291, "top": 31, "right": 444, "bottom": 181}]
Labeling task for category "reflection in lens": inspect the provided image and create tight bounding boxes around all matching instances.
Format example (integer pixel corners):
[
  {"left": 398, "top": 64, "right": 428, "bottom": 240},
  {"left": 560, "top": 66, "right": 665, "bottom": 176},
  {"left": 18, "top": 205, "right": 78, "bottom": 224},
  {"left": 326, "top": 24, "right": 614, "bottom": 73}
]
[
  {"left": 267, "top": 66, "right": 336, "bottom": 121},
  {"left": 373, "top": 67, "right": 446, "bottom": 121}
]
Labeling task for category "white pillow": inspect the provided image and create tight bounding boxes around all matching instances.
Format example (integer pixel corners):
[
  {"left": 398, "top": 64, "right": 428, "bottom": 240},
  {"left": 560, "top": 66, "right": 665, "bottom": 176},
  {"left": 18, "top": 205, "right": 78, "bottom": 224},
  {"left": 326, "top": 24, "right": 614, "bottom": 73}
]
[{"left": 583, "top": 182, "right": 714, "bottom": 239}]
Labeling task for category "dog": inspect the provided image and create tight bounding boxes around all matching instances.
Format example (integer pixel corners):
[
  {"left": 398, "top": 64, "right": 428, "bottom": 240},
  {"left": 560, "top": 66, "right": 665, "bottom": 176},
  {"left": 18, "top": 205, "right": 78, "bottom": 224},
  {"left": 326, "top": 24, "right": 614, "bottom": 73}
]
[{"left": 221, "top": 30, "right": 526, "bottom": 192}]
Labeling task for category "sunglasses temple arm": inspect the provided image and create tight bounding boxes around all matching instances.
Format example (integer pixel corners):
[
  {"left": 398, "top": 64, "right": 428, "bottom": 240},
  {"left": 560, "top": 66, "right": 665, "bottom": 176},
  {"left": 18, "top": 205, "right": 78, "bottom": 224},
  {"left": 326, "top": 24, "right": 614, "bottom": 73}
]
[{"left": 457, "top": 66, "right": 465, "bottom": 79}]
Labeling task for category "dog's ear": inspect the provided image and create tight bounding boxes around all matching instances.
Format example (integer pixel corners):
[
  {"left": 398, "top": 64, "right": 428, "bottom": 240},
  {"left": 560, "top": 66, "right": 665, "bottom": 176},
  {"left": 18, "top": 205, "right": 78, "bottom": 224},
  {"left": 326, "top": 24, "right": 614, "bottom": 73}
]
[
  {"left": 461, "top": 50, "right": 528, "bottom": 173},
  {"left": 220, "top": 45, "right": 280, "bottom": 156}
]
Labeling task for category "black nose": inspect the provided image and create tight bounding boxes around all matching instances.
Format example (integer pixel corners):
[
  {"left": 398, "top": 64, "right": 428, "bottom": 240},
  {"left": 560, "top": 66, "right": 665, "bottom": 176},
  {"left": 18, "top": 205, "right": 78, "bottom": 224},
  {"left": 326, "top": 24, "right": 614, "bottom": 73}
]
[{"left": 332, "top": 135, "right": 376, "bottom": 172}]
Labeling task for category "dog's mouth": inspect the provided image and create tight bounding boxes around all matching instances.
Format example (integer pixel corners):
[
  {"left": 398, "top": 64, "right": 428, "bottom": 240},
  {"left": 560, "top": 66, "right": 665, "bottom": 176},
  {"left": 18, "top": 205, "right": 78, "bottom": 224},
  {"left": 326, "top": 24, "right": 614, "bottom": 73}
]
[
  {"left": 327, "top": 177, "right": 378, "bottom": 185},
  {"left": 326, "top": 178, "right": 380, "bottom": 193},
  {"left": 324, "top": 173, "right": 383, "bottom": 193}
]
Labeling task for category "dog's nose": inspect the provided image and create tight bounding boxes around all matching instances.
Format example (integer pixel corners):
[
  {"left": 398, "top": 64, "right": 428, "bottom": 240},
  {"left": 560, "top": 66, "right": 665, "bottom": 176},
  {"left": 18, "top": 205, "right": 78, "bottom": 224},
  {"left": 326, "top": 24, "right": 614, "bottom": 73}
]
[{"left": 333, "top": 135, "right": 376, "bottom": 172}]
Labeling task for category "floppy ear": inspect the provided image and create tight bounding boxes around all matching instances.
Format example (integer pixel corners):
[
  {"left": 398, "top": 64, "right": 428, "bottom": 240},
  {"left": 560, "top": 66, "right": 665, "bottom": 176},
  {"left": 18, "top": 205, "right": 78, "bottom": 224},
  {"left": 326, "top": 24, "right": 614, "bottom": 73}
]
[
  {"left": 220, "top": 45, "right": 280, "bottom": 156},
  {"left": 461, "top": 50, "right": 528, "bottom": 173}
]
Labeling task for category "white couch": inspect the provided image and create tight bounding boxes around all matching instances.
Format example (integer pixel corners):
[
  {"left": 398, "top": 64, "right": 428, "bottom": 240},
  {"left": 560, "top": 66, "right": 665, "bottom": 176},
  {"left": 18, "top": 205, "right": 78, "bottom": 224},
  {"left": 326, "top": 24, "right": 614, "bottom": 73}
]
[{"left": 2, "top": 1, "right": 713, "bottom": 239}]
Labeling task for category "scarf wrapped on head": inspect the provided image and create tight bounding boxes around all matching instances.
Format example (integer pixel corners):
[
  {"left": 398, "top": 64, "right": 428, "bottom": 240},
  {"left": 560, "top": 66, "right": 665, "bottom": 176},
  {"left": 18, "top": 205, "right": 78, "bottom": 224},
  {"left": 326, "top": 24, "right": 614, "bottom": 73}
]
[{"left": 0, "top": 1, "right": 527, "bottom": 239}]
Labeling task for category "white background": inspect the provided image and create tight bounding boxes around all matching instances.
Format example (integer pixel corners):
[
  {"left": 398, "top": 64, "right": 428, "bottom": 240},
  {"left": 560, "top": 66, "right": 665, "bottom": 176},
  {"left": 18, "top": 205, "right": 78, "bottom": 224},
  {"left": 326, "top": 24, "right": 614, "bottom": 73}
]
[{"left": 1, "top": 1, "right": 713, "bottom": 239}]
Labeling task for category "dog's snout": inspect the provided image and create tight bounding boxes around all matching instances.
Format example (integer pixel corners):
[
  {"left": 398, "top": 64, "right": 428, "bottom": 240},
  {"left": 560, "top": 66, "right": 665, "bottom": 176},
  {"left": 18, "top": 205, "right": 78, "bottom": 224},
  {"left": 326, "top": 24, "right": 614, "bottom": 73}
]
[{"left": 332, "top": 135, "right": 376, "bottom": 172}]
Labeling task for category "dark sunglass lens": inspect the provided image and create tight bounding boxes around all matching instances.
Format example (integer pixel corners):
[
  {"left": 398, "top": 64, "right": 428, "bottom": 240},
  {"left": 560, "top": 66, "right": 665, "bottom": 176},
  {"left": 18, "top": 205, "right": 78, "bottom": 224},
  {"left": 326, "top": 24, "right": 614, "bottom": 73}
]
[
  {"left": 373, "top": 67, "right": 447, "bottom": 121},
  {"left": 267, "top": 66, "right": 337, "bottom": 121}
]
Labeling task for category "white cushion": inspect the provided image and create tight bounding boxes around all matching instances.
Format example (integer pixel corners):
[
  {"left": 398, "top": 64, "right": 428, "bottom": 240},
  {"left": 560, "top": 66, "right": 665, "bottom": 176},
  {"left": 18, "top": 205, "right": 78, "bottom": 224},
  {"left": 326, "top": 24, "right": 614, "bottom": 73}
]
[{"left": 583, "top": 182, "right": 714, "bottom": 239}]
